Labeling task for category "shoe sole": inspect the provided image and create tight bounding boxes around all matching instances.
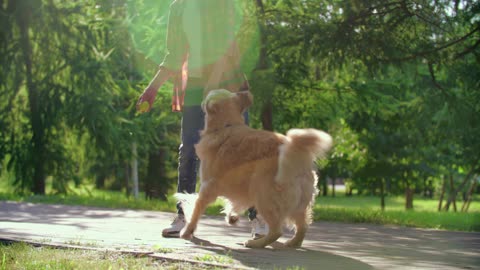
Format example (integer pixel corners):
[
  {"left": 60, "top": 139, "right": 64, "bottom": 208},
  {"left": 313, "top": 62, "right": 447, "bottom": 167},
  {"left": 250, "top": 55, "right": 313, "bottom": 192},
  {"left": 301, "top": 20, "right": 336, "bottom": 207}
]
[
  {"left": 162, "top": 232, "right": 180, "bottom": 238},
  {"left": 254, "top": 234, "right": 265, "bottom": 240}
]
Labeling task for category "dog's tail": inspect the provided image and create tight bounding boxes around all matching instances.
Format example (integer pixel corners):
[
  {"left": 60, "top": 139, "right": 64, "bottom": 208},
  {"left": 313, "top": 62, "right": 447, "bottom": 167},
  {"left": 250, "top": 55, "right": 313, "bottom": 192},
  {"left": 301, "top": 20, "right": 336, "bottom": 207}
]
[{"left": 275, "top": 129, "right": 332, "bottom": 188}]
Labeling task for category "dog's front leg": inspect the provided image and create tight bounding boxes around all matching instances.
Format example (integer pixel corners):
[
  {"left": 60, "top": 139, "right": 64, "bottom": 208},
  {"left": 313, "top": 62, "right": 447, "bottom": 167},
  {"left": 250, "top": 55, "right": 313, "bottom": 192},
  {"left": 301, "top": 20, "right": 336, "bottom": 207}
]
[
  {"left": 244, "top": 213, "right": 283, "bottom": 248},
  {"left": 180, "top": 187, "right": 216, "bottom": 240},
  {"left": 244, "top": 224, "right": 282, "bottom": 248}
]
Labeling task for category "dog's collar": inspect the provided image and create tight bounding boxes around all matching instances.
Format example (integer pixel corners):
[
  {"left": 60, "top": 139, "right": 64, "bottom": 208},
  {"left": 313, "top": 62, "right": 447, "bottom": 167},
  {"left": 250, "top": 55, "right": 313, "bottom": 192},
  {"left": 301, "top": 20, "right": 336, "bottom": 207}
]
[{"left": 209, "top": 123, "right": 235, "bottom": 133}]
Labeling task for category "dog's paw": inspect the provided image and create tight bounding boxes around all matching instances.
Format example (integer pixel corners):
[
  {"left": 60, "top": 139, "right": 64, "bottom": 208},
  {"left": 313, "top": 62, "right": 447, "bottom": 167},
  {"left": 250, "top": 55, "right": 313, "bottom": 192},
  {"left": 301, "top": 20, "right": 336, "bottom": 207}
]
[
  {"left": 284, "top": 239, "right": 302, "bottom": 248},
  {"left": 244, "top": 239, "right": 255, "bottom": 248},
  {"left": 180, "top": 227, "right": 194, "bottom": 240},
  {"left": 227, "top": 214, "right": 239, "bottom": 225},
  {"left": 244, "top": 239, "right": 265, "bottom": 248}
]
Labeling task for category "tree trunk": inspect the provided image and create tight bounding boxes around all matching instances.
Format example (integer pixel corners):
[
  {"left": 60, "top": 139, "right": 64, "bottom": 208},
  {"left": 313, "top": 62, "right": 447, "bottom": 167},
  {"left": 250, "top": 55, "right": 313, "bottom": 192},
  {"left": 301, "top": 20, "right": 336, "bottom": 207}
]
[
  {"left": 261, "top": 102, "right": 273, "bottom": 131},
  {"left": 405, "top": 182, "right": 414, "bottom": 210},
  {"left": 17, "top": 1, "right": 46, "bottom": 194},
  {"left": 438, "top": 176, "right": 446, "bottom": 211},
  {"left": 444, "top": 164, "right": 478, "bottom": 211},
  {"left": 144, "top": 146, "right": 169, "bottom": 201},
  {"left": 385, "top": 178, "right": 391, "bottom": 193},
  {"left": 95, "top": 172, "right": 106, "bottom": 189},
  {"left": 255, "top": 0, "right": 273, "bottom": 132},
  {"left": 427, "top": 179, "right": 433, "bottom": 198},
  {"left": 322, "top": 175, "right": 328, "bottom": 196},
  {"left": 331, "top": 177, "right": 336, "bottom": 197},
  {"left": 450, "top": 174, "right": 457, "bottom": 212},
  {"left": 131, "top": 142, "right": 139, "bottom": 199},
  {"left": 461, "top": 179, "right": 477, "bottom": 212},
  {"left": 124, "top": 162, "right": 131, "bottom": 197},
  {"left": 317, "top": 169, "right": 328, "bottom": 196},
  {"left": 423, "top": 177, "right": 428, "bottom": 197},
  {"left": 255, "top": 0, "right": 268, "bottom": 70},
  {"left": 380, "top": 178, "right": 385, "bottom": 211},
  {"left": 444, "top": 174, "right": 457, "bottom": 211}
]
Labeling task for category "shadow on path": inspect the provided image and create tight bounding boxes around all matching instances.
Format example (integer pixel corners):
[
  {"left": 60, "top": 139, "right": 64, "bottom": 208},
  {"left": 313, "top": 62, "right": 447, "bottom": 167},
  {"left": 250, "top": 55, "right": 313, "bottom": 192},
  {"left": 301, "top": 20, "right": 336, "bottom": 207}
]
[
  {"left": 1, "top": 201, "right": 479, "bottom": 270},
  {"left": 187, "top": 236, "right": 374, "bottom": 270},
  {"left": 0, "top": 201, "right": 122, "bottom": 229}
]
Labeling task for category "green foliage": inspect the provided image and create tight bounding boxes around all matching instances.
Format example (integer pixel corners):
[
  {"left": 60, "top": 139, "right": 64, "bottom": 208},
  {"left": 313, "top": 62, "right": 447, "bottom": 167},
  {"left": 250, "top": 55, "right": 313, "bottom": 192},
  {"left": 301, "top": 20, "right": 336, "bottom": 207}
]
[
  {"left": 255, "top": 0, "right": 480, "bottom": 208},
  {"left": 0, "top": 0, "right": 180, "bottom": 197},
  {"left": 125, "top": 0, "right": 171, "bottom": 65},
  {"left": 0, "top": 0, "right": 479, "bottom": 214}
]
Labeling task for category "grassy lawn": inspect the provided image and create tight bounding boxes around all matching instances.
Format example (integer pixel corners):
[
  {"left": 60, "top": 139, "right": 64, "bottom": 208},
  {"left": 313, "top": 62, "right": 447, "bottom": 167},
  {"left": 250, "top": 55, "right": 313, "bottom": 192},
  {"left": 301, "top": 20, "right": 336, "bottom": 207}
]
[
  {"left": 315, "top": 194, "right": 480, "bottom": 231},
  {"left": 0, "top": 242, "right": 217, "bottom": 270},
  {"left": 1, "top": 184, "right": 479, "bottom": 232}
]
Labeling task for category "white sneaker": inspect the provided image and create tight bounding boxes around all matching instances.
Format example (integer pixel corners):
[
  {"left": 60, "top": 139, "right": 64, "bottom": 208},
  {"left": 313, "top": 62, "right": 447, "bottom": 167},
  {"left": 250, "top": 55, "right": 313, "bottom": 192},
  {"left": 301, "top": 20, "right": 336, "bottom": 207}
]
[
  {"left": 251, "top": 217, "right": 269, "bottom": 239},
  {"left": 162, "top": 215, "right": 186, "bottom": 238}
]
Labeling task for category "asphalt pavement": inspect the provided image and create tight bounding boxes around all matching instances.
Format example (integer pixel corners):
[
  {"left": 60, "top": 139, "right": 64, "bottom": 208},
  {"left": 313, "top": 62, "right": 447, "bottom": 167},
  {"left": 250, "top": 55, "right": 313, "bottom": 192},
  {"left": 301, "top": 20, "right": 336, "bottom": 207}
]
[{"left": 0, "top": 201, "right": 478, "bottom": 269}]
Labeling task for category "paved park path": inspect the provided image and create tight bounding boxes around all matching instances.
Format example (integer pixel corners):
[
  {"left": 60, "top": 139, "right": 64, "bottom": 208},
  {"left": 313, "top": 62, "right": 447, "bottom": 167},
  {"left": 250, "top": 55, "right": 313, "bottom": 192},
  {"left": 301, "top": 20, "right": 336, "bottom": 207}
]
[{"left": 0, "top": 201, "right": 478, "bottom": 269}]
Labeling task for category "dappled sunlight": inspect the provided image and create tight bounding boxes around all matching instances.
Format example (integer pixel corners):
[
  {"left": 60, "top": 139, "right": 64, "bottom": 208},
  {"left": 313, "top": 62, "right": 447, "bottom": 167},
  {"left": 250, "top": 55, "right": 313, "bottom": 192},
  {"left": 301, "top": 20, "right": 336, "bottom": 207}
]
[
  {"left": 2, "top": 201, "right": 479, "bottom": 269},
  {"left": 126, "top": 0, "right": 260, "bottom": 77},
  {"left": 0, "top": 1, "right": 478, "bottom": 268}
]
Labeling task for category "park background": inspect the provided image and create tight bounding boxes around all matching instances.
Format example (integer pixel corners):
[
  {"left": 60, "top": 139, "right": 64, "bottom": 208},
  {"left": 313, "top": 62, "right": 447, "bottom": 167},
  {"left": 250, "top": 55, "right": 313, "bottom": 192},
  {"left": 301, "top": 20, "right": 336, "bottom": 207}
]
[{"left": 0, "top": 0, "right": 479, "bottom": 232}]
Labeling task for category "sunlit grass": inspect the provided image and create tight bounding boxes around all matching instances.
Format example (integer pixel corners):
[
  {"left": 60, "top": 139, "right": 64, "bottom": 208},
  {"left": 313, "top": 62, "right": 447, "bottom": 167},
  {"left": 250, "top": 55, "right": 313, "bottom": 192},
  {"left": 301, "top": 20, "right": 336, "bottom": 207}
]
[
  {"left": 314, "top": 192, "right": 480, "bottom": 231},
  {"left": 194, "top": 254, "right": 233, "bottom": 265},
  {"left": 0, "top": 242, "right": 214, "bottom": 270},
  {"left": 0, "top": 184, "right": 225, "bottom": 216},
  {"left": 314, "top": 205, "right": 480, "bottom": 231},
  {"left": 0, "top": 189, "right": 176, "bottom": 212},
  {"left": 315, "top": 193, "right": 479, "bottom": 212}
]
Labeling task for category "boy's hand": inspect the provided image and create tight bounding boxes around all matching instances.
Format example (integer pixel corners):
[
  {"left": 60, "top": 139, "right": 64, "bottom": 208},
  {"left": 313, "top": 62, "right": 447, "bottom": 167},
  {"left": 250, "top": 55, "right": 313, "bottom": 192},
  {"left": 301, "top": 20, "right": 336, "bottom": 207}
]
[
  {"left": 136, "top": 66, "right": 174, "bottom": 113},
  {"left": 136, "top": 86, "right": 157, "bottom": 113}
]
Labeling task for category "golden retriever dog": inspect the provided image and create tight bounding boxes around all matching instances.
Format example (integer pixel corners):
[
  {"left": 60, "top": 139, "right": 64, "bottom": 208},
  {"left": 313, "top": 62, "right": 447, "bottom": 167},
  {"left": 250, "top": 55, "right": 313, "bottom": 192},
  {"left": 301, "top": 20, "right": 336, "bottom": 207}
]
[{"left": 177, "top": 89, "right": 332, "bottom": 248}]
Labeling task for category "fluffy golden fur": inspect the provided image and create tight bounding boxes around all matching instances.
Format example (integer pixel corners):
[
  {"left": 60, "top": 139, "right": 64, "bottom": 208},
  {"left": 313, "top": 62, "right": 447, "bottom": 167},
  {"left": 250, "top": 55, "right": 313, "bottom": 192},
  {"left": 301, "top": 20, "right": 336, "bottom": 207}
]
[{"left": 178, "top": 89, "right": 332, "bottom": 248}]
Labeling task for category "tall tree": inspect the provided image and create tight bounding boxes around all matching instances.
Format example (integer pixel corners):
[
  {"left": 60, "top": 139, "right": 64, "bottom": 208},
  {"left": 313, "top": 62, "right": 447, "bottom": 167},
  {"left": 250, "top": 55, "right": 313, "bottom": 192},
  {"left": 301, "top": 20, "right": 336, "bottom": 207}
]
[
  {"left": 250, "top": 0, "right": 479, "bottom": 206},
  {"left": 0, "top": 0, "right": 176, "bottom": 195}
]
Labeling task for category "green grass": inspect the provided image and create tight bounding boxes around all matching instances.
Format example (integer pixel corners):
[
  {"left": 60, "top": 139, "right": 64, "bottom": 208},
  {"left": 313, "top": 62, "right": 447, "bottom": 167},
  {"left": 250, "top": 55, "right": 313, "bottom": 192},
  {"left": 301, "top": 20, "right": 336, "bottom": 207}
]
[
  {"left": 314, "top": 205, "right": 480, "bottom": 231},
  {"left": 194, "top": 254, "right": 233, "bottom": 265},
  {"left": 1, "top": 184, "right": 479, "bottom": 232},
  {"left": 316, "top": 193, "right": 480, "bottom": 212},
  {"left": 0, "top": 186, "right": 227, "bottom": 217},
  {"left": 314, "top": 193, "right": 480, "bottom": 231},
  {"left": 0, "top": 183, "right": 227, "bottom": 215},
  {"left": 0, "top": 242, "right": 217, "bottom": 270},
  {"left": 0, "top": 188, "right": 177, "bottom": 212}
]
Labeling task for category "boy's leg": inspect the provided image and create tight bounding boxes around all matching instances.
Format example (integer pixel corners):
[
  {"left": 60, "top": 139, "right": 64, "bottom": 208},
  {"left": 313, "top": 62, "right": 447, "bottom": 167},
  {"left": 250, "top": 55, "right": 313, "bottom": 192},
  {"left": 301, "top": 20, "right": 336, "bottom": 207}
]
[
  {"left": 162, "top": 105, "right": 204, "bottom": 237},
  {"left": 242, "top": 110, "right": 268, "bottom": 237},
  {"left": 177, "top": 106, "right": 204, "bottom": 195}
]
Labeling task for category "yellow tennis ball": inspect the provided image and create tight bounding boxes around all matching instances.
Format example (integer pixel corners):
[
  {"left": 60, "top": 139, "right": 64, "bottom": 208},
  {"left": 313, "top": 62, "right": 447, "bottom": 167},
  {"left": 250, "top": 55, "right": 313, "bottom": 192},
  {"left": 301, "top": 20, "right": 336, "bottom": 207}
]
[{"left": 139, "top": 101, "right": 149, "bottom": 113}]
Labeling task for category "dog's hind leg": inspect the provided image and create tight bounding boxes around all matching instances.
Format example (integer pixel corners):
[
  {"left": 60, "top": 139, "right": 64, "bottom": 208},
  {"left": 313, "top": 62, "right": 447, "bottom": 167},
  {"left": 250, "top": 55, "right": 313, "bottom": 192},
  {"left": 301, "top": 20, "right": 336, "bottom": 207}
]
[
  {"left": 180, "top": 189, "right": 217, "bottom": 240},
  {"left": 284, "top": 210, "right": 309, "bottom": 248},
  {"left": 244, "top": 219, "right": 282, "bottom": 248},
  {"left": 222, "top": 199, "right": 242, "bottom": 225}
]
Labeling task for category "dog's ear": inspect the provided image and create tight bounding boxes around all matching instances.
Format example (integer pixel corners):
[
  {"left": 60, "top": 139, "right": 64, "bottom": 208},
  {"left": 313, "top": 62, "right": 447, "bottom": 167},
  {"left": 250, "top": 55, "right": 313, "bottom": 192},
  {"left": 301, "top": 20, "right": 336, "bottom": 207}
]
[
  {"left": 236, "top": 91, "right": 253, "bottom": 111},
  {"left": 203, "top": 99, "right": 220, "bottom": 114}
]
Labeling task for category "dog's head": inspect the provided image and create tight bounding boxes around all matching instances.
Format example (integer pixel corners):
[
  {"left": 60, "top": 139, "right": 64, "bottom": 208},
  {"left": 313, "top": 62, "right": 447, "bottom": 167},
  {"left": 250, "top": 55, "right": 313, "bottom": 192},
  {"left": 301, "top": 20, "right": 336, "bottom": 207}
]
[{"left": 202, "top": 89, "right": 253, "bottom": 132}]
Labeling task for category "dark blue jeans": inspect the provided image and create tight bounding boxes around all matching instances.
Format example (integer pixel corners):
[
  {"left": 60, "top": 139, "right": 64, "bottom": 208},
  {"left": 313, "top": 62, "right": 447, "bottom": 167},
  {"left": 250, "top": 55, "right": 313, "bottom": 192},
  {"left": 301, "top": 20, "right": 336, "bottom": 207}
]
[
  {"left": 176, "top": 105, "right": 250, "bottom": 215},
  {"left": 177, "top": 106, "right": 204, "bottom": 198}
]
